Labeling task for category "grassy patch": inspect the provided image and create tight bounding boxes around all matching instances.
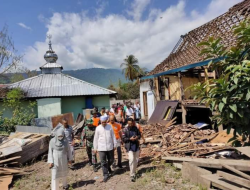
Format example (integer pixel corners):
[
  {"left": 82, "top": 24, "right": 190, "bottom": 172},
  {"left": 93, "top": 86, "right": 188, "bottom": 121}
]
[{"left": 131, "top": 162, "right": 203, "bottom": 190}]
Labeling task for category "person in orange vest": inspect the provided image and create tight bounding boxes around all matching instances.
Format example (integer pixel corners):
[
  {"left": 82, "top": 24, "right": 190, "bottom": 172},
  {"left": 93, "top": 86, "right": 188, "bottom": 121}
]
[
  {"left": 109, "top": 115, "right": 123, "bottom": 169},
  {"left": 92, "top": 110, "right": 100, "bottom": 127}
]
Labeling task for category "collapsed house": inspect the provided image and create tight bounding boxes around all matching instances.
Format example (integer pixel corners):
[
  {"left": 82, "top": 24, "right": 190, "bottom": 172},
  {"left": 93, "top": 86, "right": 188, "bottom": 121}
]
[
  {"left": 0, "top": 38, "right": 116, "bottom": 120},
  {"left": 140, "top": 0, "right": 250, "bottom": 124}
]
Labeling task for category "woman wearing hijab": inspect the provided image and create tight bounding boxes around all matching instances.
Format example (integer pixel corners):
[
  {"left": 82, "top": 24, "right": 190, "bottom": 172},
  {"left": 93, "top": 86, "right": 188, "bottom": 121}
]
[{"left": 48, "top": 127, "right": 73, "bottom": 190}]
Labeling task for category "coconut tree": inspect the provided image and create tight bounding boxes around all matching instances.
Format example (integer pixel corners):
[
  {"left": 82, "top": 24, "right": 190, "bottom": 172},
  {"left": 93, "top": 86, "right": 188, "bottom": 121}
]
[{"left": 120, "top": 55, "right": 140, "bottom": 81}]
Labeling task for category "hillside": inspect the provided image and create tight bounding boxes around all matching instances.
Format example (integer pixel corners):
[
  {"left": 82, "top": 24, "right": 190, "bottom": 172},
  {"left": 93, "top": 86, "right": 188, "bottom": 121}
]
[
  {"left": 63, "top": 68, "right": 127, "bottom": 87},
  {"left": 0, "top": 68, "right": 127, "bottom": 88}
]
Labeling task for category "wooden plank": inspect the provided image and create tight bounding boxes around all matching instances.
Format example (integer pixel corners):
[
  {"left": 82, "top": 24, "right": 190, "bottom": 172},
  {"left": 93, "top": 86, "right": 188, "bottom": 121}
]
[
  {"left": 145, "top": 139, "right": 162, "bottom": 143},
  {"left": 0, "top": 144, "right": 22, "bottom": 158},
  {"left": 0, "top": 156, "right": 21, "bottom": 164},
  {"left": 178, "top": 72, "right": 186, "bottom": 124},
  {"left": 9, "top": 135, "right": 49, "bottom": 164},
  {"left": 236, "top": 147, "right": 250, "bottom": 158},
  {"left": 51, "top": 112, "right": 74, "bottom": 128},
  {"left": 222, "top": 164, "right": 250, "bottom": 180},
  {"left": 217, "top": 171, "right": 250, "bottom": 188},
  {"left": 204, "top": 68, "right": 210, "bottom": 92},
  {"left": 182, "top": 162, "right": 211, "bottom": 189},
  {"left": 161, "top": 156, "right": 250, "bottom": 171},
  {"left": 0, "top": 175, "right": 13, "bottom": 190},
  {"left": 201, "top": 174, "right": 248, "bottom": 190}
]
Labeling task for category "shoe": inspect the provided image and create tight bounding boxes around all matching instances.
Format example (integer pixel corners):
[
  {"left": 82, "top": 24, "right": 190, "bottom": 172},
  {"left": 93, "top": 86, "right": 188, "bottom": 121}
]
[
  {"left": 63, "top": 184, "right": 69, "bottom": 189},
  {"left": 88, "top": 162, "right": 93, "bottom": 166},
  {"left": 103, "top": 176, "right": 109, "bottom": 183},
  {"left": 131, "top": 176, "right": 136, "bottom": 182},
  {"left": 118, "top": 164, "right": 123, "bottom": 169},
  {"left": 112, "top": 164, "right": 116, "bottom": 169},
  {"left": 93, "top": 167, "right": 98, "bottom": 172}
]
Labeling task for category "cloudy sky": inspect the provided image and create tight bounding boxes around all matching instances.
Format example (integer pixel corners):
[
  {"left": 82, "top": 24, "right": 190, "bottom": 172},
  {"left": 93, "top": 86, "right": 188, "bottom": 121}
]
[{"left": 0, "top": 0, "right": 242, "bottom": 71}]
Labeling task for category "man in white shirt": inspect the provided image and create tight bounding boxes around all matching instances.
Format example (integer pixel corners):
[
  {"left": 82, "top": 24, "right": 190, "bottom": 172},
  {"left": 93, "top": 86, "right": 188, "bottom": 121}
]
[
  {"left": 93, "top": 116, "right": 117, "bottom": 182},
  {"left": 126, "top": 104, "right": 134, "bottom": 119}
]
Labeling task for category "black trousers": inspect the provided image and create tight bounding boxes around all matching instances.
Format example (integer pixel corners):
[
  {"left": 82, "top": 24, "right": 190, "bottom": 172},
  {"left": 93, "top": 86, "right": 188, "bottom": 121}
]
[{"left": 98, "top": 150, "right": 114, "bottom": 177}]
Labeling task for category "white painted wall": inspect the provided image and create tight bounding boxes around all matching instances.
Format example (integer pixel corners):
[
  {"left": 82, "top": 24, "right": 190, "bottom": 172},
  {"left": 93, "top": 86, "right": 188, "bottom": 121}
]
[
  {"left": 140, "top": 80, "right": 153, "bottom": 119},
  {"left": 37, "top": 98, "right": 62, "bottom": 118},
  {"left": 147, "top": 91, "right": 155, "bottom": 118}
]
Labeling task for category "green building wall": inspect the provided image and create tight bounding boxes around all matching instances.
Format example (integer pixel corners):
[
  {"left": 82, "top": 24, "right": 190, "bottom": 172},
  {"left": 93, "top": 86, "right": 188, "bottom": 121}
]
[
  {"left": 92, "top": 95, "right": 110, "bottom": 110},
  {"left": 61, "top": 95, "right": 110, "bottom": 120},
  {"left": 61, "top": 96, "right": 86, "bottom": 120},
  {"left": 1, "top": 95, "right": 110, "bottom": 120}
]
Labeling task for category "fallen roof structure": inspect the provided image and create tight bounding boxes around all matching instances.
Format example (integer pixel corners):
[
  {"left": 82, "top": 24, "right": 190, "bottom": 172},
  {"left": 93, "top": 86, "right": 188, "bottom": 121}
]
[{"left": 145, "top": 0, "right": 250, "bottom": 78}]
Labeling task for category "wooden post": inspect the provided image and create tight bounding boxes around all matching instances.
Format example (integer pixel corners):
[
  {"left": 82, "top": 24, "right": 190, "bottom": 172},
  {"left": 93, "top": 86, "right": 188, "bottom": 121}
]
[
  {"left": 204, "top": 68, "right": 210, "bottom": 92},
  {"left": 178, "top": 72, "right": 186, "bottom": 124},
  {"left": 154, "top": 78, "right": 160, "bottom": 101}
]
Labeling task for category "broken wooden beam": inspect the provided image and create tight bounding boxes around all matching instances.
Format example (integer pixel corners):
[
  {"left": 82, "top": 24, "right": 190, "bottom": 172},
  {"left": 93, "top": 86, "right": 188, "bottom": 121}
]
[
  {"left": 182, "top": 162, "right": 211, "bottom": 189},
  {"left": 161, "top": 156, "right": 250, "bottom": 171},
  {"left": 222, "top": 164, "right": 250, "bottom": 181},
  {"left": 0, "top": 156, "right": 21, "bottom": 164},
  {"left": 201, "top": 174, "right": 248, "bottom": 190},
  {"left": 217, "top": 171, "right": 250, "bottom": 189}
]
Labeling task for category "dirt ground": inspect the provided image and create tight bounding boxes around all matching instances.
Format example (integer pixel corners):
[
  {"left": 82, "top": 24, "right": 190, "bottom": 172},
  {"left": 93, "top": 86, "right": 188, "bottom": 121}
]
[{"left": 10, "top": 148, "right": 204, "bottom": 190}]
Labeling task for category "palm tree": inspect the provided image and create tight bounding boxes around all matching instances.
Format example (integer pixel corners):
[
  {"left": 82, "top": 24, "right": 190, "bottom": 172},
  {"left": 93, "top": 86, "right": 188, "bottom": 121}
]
[{"left": 120, "top": 55, "right": 140, "bottom": 82}]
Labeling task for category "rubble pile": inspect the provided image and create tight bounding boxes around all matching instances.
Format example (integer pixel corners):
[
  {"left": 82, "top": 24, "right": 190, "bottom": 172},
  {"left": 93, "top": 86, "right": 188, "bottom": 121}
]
[{"left": 140, "top": 122, "right": 234, "bottom": 158}]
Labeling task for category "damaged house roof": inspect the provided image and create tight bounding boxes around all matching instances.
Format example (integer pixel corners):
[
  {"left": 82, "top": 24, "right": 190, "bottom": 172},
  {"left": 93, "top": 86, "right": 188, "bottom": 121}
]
[{"left": 147, "top": 0, "right": 250, "bottom": 76}]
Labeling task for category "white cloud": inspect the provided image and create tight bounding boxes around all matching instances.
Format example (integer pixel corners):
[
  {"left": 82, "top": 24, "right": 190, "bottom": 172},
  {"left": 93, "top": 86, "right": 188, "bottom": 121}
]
[
  {"left": 95, "top": 0, "right": 108, "bottom": 17},
  {"left": 18, "top": 23, "right": 32, "bottom": 30},
  {"left": 38, "top": 14, "right": 49, "bottom": 23},
  {"left": 23, "top": 0, "right": 242, "bottom": 71},
  {"left": 128, "top": 0, "right": 151, "bottom": 21}
]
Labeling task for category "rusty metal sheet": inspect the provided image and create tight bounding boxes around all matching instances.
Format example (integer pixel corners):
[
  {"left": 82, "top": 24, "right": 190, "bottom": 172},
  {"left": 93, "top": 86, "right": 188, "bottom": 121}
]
[
  {"left": 148, "top": 100, "right": 178, "bottom": 125},
  {"left": 51, "top": 112, "right": 74, "bottom": 128}
]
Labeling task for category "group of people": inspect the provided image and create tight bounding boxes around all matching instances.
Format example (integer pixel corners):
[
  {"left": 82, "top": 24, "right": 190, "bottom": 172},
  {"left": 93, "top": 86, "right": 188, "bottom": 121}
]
[
  {"left": 47, "top": 103, "right": 143, "bottom": 190},
  {"left": 93, "top": 101, "right": 141, "bottom": 123}
]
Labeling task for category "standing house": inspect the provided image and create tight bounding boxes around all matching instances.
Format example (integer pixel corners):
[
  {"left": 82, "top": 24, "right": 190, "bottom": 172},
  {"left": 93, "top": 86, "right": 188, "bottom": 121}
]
[
  {"left": 0, "top": 38, "right": 116, "bottom": 119},
  {"left": 140, "top": 0, "right": 250, "bottom": 123}
]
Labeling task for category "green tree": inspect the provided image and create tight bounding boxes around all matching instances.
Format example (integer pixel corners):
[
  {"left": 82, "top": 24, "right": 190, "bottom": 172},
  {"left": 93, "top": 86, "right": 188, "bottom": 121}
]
[
  {"left": 0, "top": 88, "right": 36, "bottom": 133},
  {"left": 108, "top": 80, "right": 140, "bottom": 100},
  {"left": 120, "top": 55, "right": 141, "bottom": 81},
  {"left": 189, "top": 20, "right": 250, "bottom": 146},
  {"left": 10, "top": 73, "right": 25, "bottom": 83}
]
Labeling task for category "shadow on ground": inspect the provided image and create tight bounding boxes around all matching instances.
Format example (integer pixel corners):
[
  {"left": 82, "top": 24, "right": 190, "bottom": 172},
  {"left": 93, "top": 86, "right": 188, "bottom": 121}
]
[{"left": 71, "top": 179, "right": 96, "bottom": 188}]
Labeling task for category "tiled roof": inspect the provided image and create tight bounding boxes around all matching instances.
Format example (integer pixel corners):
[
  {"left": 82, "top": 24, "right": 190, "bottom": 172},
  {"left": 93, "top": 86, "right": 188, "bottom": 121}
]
[
  {"left": 6, "top": 74, "right": 116, "bottom": 98},
  {"left": 148, "top": 0, "right": 250, "bottom": 75},
  {"left": 0, "top": 84, "right": 7, "bottom": 88}
]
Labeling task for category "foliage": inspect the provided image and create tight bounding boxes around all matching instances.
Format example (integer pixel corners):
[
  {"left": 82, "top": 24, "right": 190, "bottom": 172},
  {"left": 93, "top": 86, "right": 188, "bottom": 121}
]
[
  {"left": 11, "top": 73, "right": 25, "bottom": 83},
  {"left": 0, "top": 88, "right": 36, "bottom": 133},
  {"left": 188, "top": 20, "right": 250, "bottom": 146},
  {"left": 108, "top": 80, "right": 139, "bottom": 100},
  {"left": 0, "top": 25, "right": 22, "bottom": 76},
  {"left": 120, "top": 55, "right": 146, "bottom": 81}
]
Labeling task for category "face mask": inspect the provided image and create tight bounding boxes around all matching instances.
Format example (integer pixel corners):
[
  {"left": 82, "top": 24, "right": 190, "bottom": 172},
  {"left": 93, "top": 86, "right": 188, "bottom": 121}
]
[{"left": 58, "top": 136, "right": 64, "bottom": 141}]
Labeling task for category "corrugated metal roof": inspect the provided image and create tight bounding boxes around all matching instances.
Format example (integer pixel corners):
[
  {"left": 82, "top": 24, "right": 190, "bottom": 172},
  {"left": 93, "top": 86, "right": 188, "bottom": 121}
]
[
  {"left": 40, "top": 63, "right": 63, "bottom": 69},
  {"left": 8, "top": 74, "right": 116, "bottom": 97}
]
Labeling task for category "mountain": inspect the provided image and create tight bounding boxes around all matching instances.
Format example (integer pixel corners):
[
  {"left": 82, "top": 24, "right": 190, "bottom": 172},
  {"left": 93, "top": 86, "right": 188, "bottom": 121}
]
[
  {"left": 0, "top": 68, "right": 128, "bottom": 88},
  {"left": 63, "top": 68, "right": 127, "bottom": 87}
]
